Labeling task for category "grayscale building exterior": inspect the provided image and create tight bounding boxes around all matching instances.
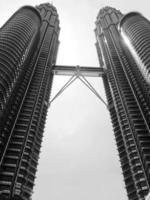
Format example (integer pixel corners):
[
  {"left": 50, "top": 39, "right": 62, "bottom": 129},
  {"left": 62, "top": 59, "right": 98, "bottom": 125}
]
[
  {"left": 1, "top": 2, "right": 150, "bottom": 200},
  {"left": 0, "top": 3, "right": 59, "bottom": 200},
  {"left": 95, "top": 7, "right": 150, "bottom": 200}
]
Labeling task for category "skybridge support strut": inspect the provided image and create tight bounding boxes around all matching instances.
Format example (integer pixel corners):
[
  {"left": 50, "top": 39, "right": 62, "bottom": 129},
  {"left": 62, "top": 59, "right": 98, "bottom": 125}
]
[{"left": 49, "top": 65, "right": 108, "bottom": 108}]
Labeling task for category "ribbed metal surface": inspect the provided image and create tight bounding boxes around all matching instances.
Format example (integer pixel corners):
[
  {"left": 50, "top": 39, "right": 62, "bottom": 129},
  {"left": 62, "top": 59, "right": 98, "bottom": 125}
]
[
  {"left": 0, "top": 3, "right": 59, "bottom": 200},
  {"left": 119, "top": 12, "right": 150, "bottom": 85},
  {"left": 95, "top": 7, "right": 150, "bottom": 200},
  {"left": 0, "top": 6, "right": 41, "bottom": 116},
  {"left": 0, "top": 6, "right": 41, "bottom": 197}
]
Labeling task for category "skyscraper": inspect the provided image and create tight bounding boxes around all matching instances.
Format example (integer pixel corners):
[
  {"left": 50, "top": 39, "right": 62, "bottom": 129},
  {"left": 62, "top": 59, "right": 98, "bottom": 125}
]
[
  {"left": 95, "top": 7, "right": 150, "bottom": 200},
  {"left": 0, "top": 3, "right": 59, "bottom": 200},
  {"left": 1, "top": 2, "right": 150, "bottom": 200}
]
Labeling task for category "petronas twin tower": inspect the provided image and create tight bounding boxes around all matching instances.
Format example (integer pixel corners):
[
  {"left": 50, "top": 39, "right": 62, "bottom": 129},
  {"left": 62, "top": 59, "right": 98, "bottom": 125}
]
[
  {"left": 96, "top": 8, "right": 150, "bottom": 200},
  {"left": 0, "top": 3, "right": 59, "bottom": 200},
  {"left": 0, "top": 2, "right": 150, "bottom": 200}
]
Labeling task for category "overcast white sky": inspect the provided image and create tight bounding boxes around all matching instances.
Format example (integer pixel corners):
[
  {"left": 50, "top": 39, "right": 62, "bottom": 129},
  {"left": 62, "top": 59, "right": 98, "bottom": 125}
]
[{"left": 1, "top": 0, "right": 150, "bottom": 200}]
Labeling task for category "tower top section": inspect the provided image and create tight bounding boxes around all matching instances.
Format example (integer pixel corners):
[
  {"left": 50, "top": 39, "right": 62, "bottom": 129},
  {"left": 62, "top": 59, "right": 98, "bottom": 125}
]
[
  {"left": 118, "top": 12, "right": 145, "bottom": 31},
  {"left": 1, "top": 5, "right": 41, "bottom": 30},
  {"left": 96, "top": 6, "right": 122, "bottom": 21},
  {"left": 37, "top": 3, "right": 58, "bottom": 14}
]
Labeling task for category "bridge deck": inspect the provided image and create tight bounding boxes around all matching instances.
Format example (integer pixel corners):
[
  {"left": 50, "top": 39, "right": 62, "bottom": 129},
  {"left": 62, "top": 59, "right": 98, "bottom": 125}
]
[{"left": 52, "top": 65, "right": 106, "bottom": 77}]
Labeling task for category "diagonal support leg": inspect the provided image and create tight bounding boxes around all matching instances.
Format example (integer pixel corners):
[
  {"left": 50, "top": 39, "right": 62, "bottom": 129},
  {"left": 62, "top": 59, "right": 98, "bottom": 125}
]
[
  {"left": 49, "top": 75, "right": 77, "bottom": 106},
  {"left": 49, "top": 65, "right": 108, "bottom": 109},
  {"left": 78, "top": 75, "right": 108, "bottom": 108}
]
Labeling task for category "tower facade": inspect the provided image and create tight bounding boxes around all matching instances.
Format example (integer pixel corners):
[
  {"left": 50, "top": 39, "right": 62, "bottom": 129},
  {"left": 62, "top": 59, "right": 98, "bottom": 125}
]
[
  {"left": 119, "top": 12, "right": 150, "bottom": 85},
  {"left": 95, "top": 7, "right": 150, "bottom": 200},
  {"left": 1, "top": 2, "right": 150, "bottom": 200},
  {"left": 0, "top": 3, "right": 59, "bottom": 200}
]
